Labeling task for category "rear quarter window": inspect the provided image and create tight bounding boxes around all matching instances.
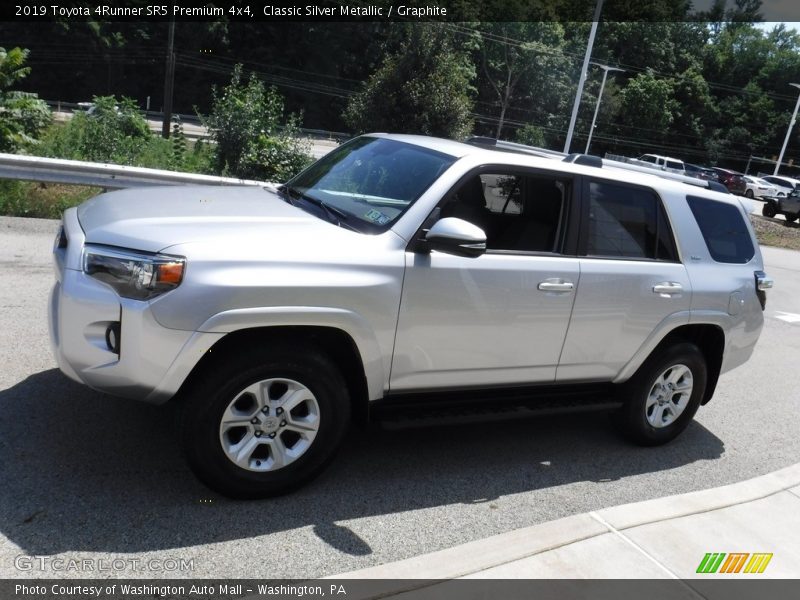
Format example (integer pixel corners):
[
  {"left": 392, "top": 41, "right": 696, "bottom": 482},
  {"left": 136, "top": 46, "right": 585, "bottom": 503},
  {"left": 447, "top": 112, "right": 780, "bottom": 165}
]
[
  {"left": 584, "top": 181, "right": 677, "bottom": 261},
  {"left": 687, "top": 195, "right": 755, "bottom": 264}
]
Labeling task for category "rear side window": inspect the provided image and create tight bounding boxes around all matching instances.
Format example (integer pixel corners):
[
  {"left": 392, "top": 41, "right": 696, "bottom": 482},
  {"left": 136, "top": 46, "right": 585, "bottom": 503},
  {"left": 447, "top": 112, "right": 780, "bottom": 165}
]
[
  {"left": 687, "top": 196, "right": 754, "bottom": 264},
  {"left": 584, "top": 181, "right": 677, "bottom": 261}
]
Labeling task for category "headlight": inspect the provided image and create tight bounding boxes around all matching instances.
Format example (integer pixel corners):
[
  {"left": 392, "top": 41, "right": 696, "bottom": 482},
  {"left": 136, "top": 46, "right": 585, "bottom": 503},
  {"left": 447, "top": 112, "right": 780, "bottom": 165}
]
[{"left": 83, "top": 245, "right": 185, "bottom": 300}]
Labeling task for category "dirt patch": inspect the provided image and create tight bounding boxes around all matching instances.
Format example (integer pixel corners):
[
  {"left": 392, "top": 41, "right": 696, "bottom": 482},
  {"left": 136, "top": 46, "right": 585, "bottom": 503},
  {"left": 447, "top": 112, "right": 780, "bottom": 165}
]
[{"left": 750, "top": 213, "right": 800, "bottom": 251}]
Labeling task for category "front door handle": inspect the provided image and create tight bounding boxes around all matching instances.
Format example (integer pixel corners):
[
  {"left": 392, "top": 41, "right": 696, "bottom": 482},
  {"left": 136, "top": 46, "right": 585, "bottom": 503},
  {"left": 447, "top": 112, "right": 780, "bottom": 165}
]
[
  {"left": 653, "top": 282, "right": 683, "bottom": 297},
  {"left": 538, "top": 279, "right": 574, "bottom": 293}
]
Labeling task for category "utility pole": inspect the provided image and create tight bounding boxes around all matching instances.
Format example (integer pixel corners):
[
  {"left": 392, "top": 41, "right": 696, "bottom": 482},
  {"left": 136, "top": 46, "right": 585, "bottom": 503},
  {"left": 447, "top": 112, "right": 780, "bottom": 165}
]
[
  {"left": 161, "top": 18, "right": 176, "bottom": 139},
  {"left": 564, "top": 0, "right": 604, "bottom": 154},
  {"left": 585, "top": 63, "right": 624, "bottom": 154},
  {"left": 774, "top": 83, "right": 800, "bottom": 175}
]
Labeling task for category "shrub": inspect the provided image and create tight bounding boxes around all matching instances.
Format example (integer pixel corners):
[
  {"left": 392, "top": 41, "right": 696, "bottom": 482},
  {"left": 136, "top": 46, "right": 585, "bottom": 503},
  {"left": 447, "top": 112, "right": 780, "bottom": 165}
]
[
  {"left": 0, "top": 180, "right": 97, "bottom": 219},
  {"left": 39, "top": 95, "right": 151, "bottom": 164},
  {"left": 200, "top": 65, "right": 312, "bottom": 181}
]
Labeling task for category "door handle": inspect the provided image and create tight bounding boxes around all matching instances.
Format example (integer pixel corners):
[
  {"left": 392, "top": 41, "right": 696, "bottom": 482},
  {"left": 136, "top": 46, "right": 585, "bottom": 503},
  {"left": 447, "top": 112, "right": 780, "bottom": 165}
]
[
  {"left": 653, "top": 282, "right": 683, "bottom": 296},
  {"left": 538, "top": 279, "right": 574, "bottom": 293}
]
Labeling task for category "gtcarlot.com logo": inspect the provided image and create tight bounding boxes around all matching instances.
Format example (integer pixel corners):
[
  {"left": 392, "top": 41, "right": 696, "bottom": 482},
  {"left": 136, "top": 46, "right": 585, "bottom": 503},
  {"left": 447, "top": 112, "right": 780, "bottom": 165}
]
[
  {"left": 14, "top": 555, "right": 195, "bottom": 573},
  {"left": 696, "top": 552, "right": 773, "bottom": 574}
]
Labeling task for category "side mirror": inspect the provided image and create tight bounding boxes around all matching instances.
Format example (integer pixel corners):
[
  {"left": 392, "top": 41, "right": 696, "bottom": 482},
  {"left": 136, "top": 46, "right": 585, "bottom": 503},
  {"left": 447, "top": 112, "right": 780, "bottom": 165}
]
[{"left": 424, "top": 217, "right": 487, "bottom": 258}]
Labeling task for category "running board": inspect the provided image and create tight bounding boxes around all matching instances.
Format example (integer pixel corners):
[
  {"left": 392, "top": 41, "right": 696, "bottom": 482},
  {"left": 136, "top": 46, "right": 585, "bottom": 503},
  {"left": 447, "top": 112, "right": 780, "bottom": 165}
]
[{"left": 370, "top": 383, "right": 621, "bottom": 430}]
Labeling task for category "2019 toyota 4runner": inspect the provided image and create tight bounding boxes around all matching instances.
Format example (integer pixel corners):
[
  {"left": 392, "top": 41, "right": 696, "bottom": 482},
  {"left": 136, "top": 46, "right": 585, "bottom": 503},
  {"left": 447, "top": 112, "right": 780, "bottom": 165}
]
[{"left": 49, "top": 134, "right": 772, "bottom": 497}]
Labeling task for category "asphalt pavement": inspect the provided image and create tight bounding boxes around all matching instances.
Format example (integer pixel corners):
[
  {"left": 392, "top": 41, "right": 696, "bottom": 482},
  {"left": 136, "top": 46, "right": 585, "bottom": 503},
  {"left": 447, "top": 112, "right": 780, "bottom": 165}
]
[
  {"left": 0, "top": 215, "right": 798, "bottom": 579},
  {"left": 332, "top": 462, "right": 800, "bottom": 581}
]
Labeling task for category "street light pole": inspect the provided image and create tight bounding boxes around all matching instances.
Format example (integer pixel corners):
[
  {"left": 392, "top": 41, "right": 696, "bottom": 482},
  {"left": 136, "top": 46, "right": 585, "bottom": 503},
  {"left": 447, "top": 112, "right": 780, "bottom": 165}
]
[
  {"left": 774, "top": 83, "right": 800, "bottom": 176},
  {"left": 585, "top": 63, "right": 624, "bottom": 154},
  {"left": 564, "top": 0, "right": 604, "bottom": 154}
]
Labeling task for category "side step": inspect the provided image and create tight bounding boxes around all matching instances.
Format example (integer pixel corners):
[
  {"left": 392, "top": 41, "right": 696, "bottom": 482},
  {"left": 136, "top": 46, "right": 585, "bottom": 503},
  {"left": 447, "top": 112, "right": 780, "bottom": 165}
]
[{"left": 370, "top": 383, "right": 621, "bottom": 430}]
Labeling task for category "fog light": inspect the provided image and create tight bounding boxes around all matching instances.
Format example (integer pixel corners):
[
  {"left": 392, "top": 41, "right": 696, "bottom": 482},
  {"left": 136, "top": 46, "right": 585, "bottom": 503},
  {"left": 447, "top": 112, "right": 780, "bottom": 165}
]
[{"left": 105, "top": 322, "right": 121, "bottom": 354}]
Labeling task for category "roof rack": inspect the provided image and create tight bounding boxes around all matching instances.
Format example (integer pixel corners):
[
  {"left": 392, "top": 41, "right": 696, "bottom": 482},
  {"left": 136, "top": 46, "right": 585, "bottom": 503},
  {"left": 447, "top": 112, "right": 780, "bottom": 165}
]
[
  {"left": 563, "top": 153, "right": 603, "bottom": 168},
  {"left": 465, "top": 137, "right": 567, "bottom": 160},
  {"left": 463, "top": 136, "right": 727, "bottom": 193}
]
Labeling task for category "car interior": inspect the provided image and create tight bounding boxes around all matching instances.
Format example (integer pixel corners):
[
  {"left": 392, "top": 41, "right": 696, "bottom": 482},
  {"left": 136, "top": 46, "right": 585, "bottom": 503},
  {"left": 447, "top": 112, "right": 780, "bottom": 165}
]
[{"left": 440, "top": 173, "right": 566, "bottom": 253}]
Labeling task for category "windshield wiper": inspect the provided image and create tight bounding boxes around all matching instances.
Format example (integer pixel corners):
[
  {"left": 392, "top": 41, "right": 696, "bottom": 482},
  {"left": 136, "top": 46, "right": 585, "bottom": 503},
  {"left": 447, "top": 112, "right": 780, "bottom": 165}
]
[{"left": 281, "top": 185, "right": 353, "bottom": 228}]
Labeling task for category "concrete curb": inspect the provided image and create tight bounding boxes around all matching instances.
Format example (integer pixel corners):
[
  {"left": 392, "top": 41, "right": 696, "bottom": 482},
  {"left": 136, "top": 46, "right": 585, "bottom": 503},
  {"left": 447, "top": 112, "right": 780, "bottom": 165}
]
[{"left": 329, "top": 462, "right": 800, "bottom": 580}]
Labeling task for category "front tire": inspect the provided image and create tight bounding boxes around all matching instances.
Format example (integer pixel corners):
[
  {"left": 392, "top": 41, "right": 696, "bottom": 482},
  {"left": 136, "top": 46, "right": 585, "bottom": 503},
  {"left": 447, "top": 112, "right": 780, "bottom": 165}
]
[
  {"left": 762, "top": 202, "right": 777, "bottom": 218},
  {"left": 615, "top": 343, "right": 707, "bottom": 446},
  {"left": 180, "top": 346, "right": 350, "bottom": 499},
  {"left": 745, "top": 189, "right": 754, "bottom": 199}
]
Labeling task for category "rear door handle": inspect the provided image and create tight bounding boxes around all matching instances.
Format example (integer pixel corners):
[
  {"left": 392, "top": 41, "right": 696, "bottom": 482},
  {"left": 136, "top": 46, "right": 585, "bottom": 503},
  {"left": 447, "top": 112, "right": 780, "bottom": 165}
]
[
  {"left": 653, "top": 282, "right": 683, "bottom": 296},
  {"left": 538, "top": 279, "right": 574, "bottom": 293}
]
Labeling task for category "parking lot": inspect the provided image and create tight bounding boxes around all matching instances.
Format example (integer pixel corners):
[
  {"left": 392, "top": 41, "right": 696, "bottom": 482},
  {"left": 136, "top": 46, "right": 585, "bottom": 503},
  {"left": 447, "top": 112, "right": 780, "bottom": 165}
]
[{"left": 1, "top": 215, "right": 799, "bottom": 579}]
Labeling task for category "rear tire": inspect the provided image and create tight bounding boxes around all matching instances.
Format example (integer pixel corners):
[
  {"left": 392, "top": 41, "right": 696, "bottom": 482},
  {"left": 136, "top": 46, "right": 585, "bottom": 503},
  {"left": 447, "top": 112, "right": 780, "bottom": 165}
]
[
  {"left": 745, "top": 189, "right": 754, "bottom": 199},
  {"left": 786, "top": 214, "right": 798, "bottom": 224},
  {"left": 615, "top": 343, "right": 707, "bottom": 446},
  {"left": 180, "top": 346, "right": 350, "bottom": 499}
]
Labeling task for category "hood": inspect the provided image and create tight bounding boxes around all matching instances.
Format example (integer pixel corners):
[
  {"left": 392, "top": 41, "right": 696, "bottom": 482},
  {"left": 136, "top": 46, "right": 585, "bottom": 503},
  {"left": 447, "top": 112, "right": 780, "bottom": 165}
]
[{"left": 76, "top": 185, "right": 350, "bottom": 253}]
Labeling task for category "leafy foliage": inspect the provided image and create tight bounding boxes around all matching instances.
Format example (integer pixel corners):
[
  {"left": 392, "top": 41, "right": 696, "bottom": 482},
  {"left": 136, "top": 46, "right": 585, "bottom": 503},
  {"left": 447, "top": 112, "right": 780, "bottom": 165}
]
[
  {"left": 344, "top": 24, "right": 475, "bottom": 139},
  {"left": 477, "top": 22, "right": 570, "bottom": 139},
  {"left": 9, "top": 10, "right": 800, "bottom": 176},
  {"left": 0, "top": 180, "right": 97, "bottom": 219},
  {"left": 515, "top": 124, "right": 546, "bottom": 147},
  {"left": 38, "top": 95, "right": 214, "bottom": 173},
  {"left": 0, "top": 47, "right": 51, "bottom": 152},
  {"left": 200, "top": 65, "right": 312, "bottom": 181},
  {"left": 40, "top": 95, "right": 151, "bottom": 163}
]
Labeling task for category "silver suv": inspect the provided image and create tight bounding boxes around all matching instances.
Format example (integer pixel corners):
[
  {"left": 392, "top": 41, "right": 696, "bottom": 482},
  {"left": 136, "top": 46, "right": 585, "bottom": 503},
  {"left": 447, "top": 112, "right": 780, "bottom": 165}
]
[{"left": 49, "top": 134, "right": 772, "bottom": 498}]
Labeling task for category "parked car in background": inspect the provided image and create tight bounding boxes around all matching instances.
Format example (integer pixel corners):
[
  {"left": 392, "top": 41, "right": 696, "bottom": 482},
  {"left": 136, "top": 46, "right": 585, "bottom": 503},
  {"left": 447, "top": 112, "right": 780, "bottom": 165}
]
[
  {"left": 761, "top": 175, "right": 800, "bottom": 195},
  {"left": 712, "top": 168, "right": 747, "bottom": 195},
  {"left": 685, "top": 163, "right": 719, "bottom": 181},
  {"left": 743, "top": 176, "right": 784, "bottom": 199},
  {"left": 637, "top": 154, "right": 686, "bottom": 174}
]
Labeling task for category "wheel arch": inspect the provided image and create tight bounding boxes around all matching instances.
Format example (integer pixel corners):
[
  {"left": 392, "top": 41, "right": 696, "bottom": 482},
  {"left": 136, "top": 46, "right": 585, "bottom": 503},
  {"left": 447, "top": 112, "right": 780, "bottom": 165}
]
[
  {"left": 643, "top": 324, "right": 725, "bottom": 405},
  {"left": 176, "top": 326, "right": 371, "bottom": 425}
]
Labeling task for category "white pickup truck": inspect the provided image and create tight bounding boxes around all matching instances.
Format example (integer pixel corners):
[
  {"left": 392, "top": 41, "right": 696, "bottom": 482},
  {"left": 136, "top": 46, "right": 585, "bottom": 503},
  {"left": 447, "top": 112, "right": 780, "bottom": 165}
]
[{"left": 635, "top": 154, "right": 686, "bottom": 174}]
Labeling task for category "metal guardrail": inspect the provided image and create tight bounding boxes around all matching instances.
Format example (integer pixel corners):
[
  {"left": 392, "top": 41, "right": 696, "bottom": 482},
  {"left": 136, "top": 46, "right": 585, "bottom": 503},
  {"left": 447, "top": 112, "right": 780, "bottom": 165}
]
[{"left": 0, "top": 153, "right": 271, "bottom": 189}]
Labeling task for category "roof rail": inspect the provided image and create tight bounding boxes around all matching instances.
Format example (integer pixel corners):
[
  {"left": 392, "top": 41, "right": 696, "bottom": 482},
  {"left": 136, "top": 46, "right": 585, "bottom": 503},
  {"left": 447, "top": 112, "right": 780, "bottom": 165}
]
[
  {"left": 465, "top": 136, "right": 497, "bottom": 146},
  {"left": 601, "top": 157, "right": 716, "bottom": 190},
  {"left": 464, "top": 137, "right": 566, "bottom": 160},
  {"left": 463, "top": 137, "right": 727, "bottom": 193},
  {"left": 563, "top": 153, "right": 603, "bottom": 168}
]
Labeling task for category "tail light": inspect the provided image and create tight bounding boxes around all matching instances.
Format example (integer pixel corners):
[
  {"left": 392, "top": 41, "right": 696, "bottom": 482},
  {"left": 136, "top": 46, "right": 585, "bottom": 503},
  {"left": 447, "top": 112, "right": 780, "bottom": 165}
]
[{"left": 754, "top": 271, "right": 773, "bottom": 310}]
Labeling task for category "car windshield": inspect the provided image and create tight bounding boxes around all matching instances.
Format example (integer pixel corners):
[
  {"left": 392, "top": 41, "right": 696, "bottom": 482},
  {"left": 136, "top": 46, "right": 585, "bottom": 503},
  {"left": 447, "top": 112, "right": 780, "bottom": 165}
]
[{"left": 283, "top": 136, "right": 456, "bottom": 233}]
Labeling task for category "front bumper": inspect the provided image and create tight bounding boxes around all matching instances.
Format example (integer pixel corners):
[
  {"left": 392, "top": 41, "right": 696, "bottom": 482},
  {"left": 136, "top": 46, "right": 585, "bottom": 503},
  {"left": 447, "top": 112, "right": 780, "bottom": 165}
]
[{"left": 48, "top": 209, "right": 223, "bottom": 403}]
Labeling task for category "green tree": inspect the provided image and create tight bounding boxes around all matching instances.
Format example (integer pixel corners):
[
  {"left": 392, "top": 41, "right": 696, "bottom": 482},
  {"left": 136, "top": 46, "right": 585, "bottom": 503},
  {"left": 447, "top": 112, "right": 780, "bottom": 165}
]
[
  {"left": 200, "top": 65, "right": 312, "bottom": 181},
  {"left": 477, "top": 22, "right": 570, "bottom": 139},
  {"left": 0, "top": 47, "right": 51, "bottom": 152},
  {"left": 344, "top": 23, "right": 475, "bottom": 139},
  {"left": 620, "top": 70, "right": 679, "bottom": 132},
  {"left": 515, "top": 123, "right": 546, "bottom": 147}
]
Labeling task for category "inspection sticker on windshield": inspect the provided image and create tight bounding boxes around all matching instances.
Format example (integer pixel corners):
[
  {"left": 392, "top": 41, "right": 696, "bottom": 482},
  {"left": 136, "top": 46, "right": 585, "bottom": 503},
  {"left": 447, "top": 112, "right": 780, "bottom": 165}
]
[{"left": 364, "top": 209, "right": 391, "bottom": 225}]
